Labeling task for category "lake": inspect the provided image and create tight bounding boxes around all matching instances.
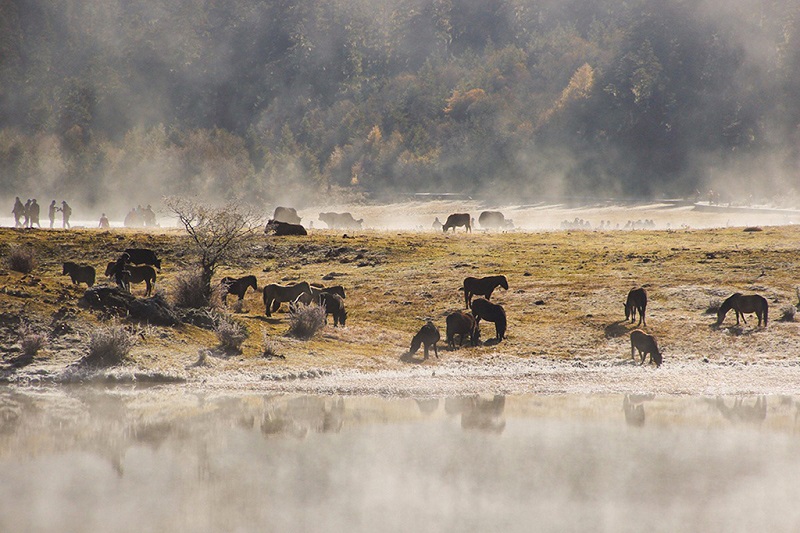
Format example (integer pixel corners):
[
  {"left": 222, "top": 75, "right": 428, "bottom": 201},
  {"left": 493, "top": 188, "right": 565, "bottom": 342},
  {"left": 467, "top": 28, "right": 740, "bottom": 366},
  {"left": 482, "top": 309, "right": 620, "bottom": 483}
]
[{"left": 0, "top": 388, "right": 798, "bottom": 532}]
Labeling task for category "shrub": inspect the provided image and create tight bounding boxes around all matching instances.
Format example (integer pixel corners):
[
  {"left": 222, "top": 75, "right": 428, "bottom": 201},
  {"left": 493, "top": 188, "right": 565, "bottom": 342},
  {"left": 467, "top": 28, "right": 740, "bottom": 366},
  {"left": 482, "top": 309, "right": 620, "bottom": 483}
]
[
  {"left": 19, "top": 323, "right": 46, "bottom": 356},
  {"left": 288, "top": 302, "right": 325, "bottom": 339},
  {"left": 262, "top": 329, "right": 284, "bottom": 359},
  {"left": 7, "top": 245, "right": 35, "bottom": 273},
  {"left": 173, "top": 269, "right": 222, "bottom": 308},
  {"left": 779, "top": 305, "right": 796, "bottom": 322},
  {"left": 84, "top": 324, "right": 136, "bottom": 366},
  {"left": 214, "top": 312, "right": 247, "bottom": 352},
  {"left": 706, "top": 298, "right": 721, "bottom": 315}
]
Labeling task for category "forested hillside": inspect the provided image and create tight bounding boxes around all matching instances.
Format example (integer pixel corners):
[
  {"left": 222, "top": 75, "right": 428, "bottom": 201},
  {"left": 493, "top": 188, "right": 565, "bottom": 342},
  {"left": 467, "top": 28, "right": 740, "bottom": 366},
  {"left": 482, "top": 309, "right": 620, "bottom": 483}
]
[{"left": 0, "top": 0, "right": 798, "bottom": 209}]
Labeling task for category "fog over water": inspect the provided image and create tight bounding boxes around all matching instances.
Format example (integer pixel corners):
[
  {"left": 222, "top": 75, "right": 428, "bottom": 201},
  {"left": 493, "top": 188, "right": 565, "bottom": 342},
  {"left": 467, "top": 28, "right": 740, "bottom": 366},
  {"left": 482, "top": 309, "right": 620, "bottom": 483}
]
[{"left": 1, "top": 389, "right": 799, "bottom": 532}]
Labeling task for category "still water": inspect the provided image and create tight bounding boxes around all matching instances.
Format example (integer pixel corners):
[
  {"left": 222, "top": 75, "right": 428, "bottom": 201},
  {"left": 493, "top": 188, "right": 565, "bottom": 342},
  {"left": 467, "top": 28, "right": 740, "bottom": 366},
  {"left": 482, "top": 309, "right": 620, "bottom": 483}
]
[{"left": 0, "top": 388, "right": 798, "bottom": 533}]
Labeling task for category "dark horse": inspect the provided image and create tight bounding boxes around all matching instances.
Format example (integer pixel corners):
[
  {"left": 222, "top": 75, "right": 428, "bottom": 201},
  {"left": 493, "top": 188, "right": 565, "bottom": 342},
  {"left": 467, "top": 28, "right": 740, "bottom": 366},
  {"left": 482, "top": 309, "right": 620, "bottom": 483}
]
[
  {"left": 409, "top": 321, "right": 440, "bottom": 359},
  {"left": 462, "top": 275, "right": 508, "bottom": 308},
  {"left": 220, "top": 275, "right": 258, "bottom": 304},
  {"left": 62, "top": 262, "right": 96, "bottom": 287},
  {"left": 470, "top": 298, "right": 507, "bottom": 341},
  {"left": 446, "top": 311, "right": 480, "bottom": 348},
  {"left": 624, "top": 287, "right": 647, "bottom": 327},
  {"left": 717, "top": 293, "right": 768, "bottom": 327},
  {"left": 442, "top": 213, "right": 471, "bottom": 233},
  {"left": 263, "top": 281, "right": 313, "bottom": 316}
]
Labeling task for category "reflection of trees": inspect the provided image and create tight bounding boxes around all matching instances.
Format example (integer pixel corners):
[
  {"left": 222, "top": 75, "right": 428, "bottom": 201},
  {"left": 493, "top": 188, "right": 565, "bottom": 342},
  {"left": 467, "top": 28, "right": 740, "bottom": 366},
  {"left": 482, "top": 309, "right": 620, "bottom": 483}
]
[
  {"left": 446, "top": 395, "right": 506, "bottom": 433},
  {"left": 715, "top": 396, "right": 767, "bottom": 424},
  {"left": 623, "top": 394, "right": 654, "bottom": 427}
]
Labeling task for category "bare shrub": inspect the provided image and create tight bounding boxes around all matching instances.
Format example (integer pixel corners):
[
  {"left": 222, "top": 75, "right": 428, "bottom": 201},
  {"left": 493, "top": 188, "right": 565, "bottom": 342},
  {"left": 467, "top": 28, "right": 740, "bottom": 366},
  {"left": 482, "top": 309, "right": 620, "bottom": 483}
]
[
  {"left": 262, "top": 329, "right": 284, "bottom": 359},
  {"left": 173, "top": 269, "right": 223, "bottom": 309},
  {"left": 7, "top": 245, "right": 35, "bottom": 274},
  {"left": 19, "top": 323, "right": 46, "bottom": 356},
  {"left": 231, "top": 299, "right": 245, "bottom": 314},
  {"left": 706, "top": 298, "right": 721, "bottom": 315},
  {"left": 288, "top": 303, "right": 325, "bottom": 339},
  {"left": 779, "top": 305, "right": 796, "bottom": 322},
  {"left": 84, "top": 324, "right": 137, "bottom": 366},
  {"left": 214, "top": 312, "right": 248, "bottom": 352}
]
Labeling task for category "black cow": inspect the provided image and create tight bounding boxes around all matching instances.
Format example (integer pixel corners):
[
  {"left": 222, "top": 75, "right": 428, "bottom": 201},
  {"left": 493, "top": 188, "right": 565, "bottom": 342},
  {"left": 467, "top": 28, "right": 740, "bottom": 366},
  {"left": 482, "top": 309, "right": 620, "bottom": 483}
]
[
  {"left": 318, "top": 212, "right": 364, "bottom": 229},
  {"left": 265, "top": 219, "right": 307, "bottom": 236},
  {"left": 272, "top": 206, "right": 302, "bottom": 224},
  {"left": 124, "top": 248, "right": 162, "bottom": 270},
  {"left": 478, "top": 211, "right": 514, "bottom": 230}
]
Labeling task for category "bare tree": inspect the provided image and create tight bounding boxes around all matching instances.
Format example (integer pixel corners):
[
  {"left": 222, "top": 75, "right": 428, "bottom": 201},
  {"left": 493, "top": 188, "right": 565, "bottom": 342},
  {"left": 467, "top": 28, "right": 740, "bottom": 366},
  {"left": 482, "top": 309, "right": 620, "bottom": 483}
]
[{"left": 165, "top": 197, "right": 262, "bottom": 305}]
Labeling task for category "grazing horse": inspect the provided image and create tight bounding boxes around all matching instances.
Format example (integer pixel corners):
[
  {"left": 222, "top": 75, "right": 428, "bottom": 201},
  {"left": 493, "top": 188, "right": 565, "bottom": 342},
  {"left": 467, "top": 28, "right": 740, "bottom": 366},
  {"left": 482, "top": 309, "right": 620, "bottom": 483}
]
[
  {"left": 630, "top": 329, "right": 661, "bottom": 367},
  {"left": 624, "top": 287, "right": 648, "bottom": 327},
  {"left": 124, "top": 265, "right": 157, "bottom": 296},
  {"left": 462, "top": 275, "right": 508, "bottom": 308},
  {"left": 410, "top": 321, "right": 440, "bottom": 359},
  {"left": 62, "top": 262, "right": 96, "bottom": 287},
  {"left": 442, "top": 213, "right": 471, "bottom": 233},
  {"left": 263, "top": 281, "right": 313, "bottom": 316},
  {"left": 219, "top": 275, "right": 258, "bottom": 304},
  {"left": 446, "top": 311, "right": 480, "bottom": 348},
  {"left": 717, "top": 293, "right": 768, "bottom": 327},
  {"left": 470, "top": 298, "right": 507, "bottom": 340},
  {"left": 319, "top": 292, "right": 347, "bottom": 327}
]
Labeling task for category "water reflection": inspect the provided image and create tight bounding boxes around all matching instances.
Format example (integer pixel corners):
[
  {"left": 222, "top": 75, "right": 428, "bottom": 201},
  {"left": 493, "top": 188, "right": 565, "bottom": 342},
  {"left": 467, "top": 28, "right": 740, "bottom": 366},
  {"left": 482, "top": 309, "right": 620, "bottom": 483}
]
[{"left": 0, "top": 389, "right": 799, "bottom": 532}]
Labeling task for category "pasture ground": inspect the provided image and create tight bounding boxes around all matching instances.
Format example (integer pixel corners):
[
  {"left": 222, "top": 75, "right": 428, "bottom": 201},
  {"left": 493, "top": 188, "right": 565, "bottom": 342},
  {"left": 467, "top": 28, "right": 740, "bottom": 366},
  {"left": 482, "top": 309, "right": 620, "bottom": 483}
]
[{"left": 2, "top": 213, "right": 800, "bottom": 395}]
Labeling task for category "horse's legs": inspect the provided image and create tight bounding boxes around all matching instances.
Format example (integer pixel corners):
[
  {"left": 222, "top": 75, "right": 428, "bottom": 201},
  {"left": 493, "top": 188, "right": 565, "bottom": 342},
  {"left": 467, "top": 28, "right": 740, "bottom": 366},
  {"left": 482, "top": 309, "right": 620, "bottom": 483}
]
[
  {"left": 423, "top": 344, "right": 429, "bottom": 359},
  {"left": 145, "top": 279, "right": 152, "bottom": 297},
  {"left": 264, "top": 298, "right": 272, "bottom": 316},
  {"left": 433, "top": 342, "right": 438, "bottom": 358}
]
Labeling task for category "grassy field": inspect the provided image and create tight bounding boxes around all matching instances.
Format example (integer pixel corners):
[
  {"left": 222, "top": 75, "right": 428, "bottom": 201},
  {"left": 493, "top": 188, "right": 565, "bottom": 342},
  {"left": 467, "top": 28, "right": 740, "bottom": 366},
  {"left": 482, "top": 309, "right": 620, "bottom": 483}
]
[{"left": 1, "top": 223, "right": 799, "bottom": 384}]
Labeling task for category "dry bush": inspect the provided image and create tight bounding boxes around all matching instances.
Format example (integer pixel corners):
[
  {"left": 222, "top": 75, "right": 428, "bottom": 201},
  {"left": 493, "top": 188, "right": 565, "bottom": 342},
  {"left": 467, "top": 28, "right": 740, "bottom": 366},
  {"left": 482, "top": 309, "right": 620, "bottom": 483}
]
[
  {"left": 779, "top": 305, "right": 796, "bottom": 322},
  {"left": 214, "top": 312, "right": 248, "bottom": 352},
  {"left": 6, "top": 245, "right": 35, "bottom": 273},
  {"left": 84, "top": 324, "right": 137, "bottom": 366},
  {"left": 288, "top": 303, "right": 325, "bottom": 339},
  {"left": 706, "top": 298, "right": 722, "bottom": 314},
  {"left": 19, "top": 323, "right": 46, "bottom": 356},
  {"left": 173, "top": 269, "right": 223, "bottom": 308},
  {"left": 262, "top": 329, "right": 284, "bottom": 359}
]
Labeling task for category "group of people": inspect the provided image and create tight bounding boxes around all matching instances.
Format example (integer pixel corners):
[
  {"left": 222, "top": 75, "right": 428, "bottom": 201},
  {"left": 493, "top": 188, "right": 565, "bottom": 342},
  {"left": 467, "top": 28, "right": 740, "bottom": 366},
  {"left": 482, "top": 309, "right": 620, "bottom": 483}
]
[
  {"left": 123, "top": 205, "right": 157, "bottom": 228},
  {"left": 12, "top": 197, "right": 72, "bottom": 229}
]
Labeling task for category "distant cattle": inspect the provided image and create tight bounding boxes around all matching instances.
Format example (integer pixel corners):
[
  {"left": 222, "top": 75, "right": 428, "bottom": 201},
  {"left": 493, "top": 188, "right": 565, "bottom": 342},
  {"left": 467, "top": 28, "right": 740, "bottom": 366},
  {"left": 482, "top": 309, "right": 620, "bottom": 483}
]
[
  {"left": 443, "top": 213, "right": 472, "bottom": 233},
  {"left": 265, "top": 219, "right": 307, "bottom": 236},
  {"left": 124, "top": 248, "right": 162, "bottom": 270},
  {"left": 319, "top": 212, "right": 363, "bottom": 230},
  {"left": 478, "top": 211, "right": 513, "bottom": 230},
  {"left": 272, "top": 206, "right": 302, "bottom": 224}
]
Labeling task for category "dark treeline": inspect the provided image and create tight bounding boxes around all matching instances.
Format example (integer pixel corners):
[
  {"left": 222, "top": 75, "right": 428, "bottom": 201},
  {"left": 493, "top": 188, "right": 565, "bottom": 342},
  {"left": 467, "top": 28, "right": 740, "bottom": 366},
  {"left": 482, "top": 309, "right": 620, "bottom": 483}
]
[{"left": 0, "top": 0, "right": 799, "bottom": 209}]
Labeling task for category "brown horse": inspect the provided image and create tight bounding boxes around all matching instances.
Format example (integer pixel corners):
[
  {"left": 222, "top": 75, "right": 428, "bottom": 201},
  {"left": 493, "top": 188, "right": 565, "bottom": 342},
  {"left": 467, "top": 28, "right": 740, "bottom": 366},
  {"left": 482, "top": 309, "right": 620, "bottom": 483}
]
[
  {"left": 630, "top": 329, "right": 661, "bottom": 367},
  {"left": 717, "top": 293, "right": 768, "bottom": 327},
  {"left": 462, "top": 275, "right": 508, "bottom": 308},
  {"left": 263, "top": 281, "right": 313, "bottom": 316},
  {"left": 624, "top": 287, "right": 647, "bottom": 327},
  {"left": 446, "top": 311, "right": 480, "bottom": 348},
  {"left": 410, "top": 321, "right": 440, "bottom": 359},
  {"left": 62, "top": 262, "right": 96, "bottom": 287},
  {"left": 124, "top": 265, "right": 157, "bottom": 296}
]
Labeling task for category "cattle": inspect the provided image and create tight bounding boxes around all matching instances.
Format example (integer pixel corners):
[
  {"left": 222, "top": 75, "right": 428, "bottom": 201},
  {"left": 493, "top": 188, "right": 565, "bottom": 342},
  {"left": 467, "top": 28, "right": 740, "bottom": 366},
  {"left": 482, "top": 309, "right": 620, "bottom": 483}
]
[
  {"left": 442, "top": 213, "right": 472, "bottom": 233},
  {"left": 272, "top": 206, "right": 302, "bottom": 224},
  {"left": 318, "top": 212, "right": 364, "bottom": 230},
  {"left": 124, "top": 248, "right": 162, "bottom": 270},
  {"left": 265, "top": 219, "right": 307, "bottom": 236},
  {"left": 478, "top": 211, "right": 513, "bottom": 230}
]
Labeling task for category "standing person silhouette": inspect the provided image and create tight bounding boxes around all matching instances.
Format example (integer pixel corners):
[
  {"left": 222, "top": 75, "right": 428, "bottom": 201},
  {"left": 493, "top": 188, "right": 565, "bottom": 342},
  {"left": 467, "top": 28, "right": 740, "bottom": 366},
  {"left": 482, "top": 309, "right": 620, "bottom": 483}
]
[
  {"left": 61, "top": 200, "right": 72, "bottom": 229},
  {"left": 28, "top": 199, "right": 40, "bottom": 228},
  {"left": 12, "top": 197, "right": 24, "bottom": 228},
  {"left": 23, "top": 199, "right": 31, "bottom": 227},
  {"left": 48, "top": 200, "right": 58, "bottom": 229},
  {"left": 98, "top": 213, "right": 110, "bottom": 229}
]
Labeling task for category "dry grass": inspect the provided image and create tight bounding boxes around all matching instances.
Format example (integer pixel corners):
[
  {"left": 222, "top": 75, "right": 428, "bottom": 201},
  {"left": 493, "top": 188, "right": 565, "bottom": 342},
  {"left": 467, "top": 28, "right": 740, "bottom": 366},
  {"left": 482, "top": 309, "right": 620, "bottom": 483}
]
[{"left": 1, "top": 220, "right": 800, "bottom": 377}]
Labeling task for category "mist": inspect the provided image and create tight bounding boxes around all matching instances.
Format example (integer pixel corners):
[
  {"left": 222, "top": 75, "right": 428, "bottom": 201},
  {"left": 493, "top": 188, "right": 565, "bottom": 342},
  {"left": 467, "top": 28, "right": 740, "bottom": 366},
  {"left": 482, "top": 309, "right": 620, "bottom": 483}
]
[{"left": 1, "top": 0, "right": 799, "bottom": 214}]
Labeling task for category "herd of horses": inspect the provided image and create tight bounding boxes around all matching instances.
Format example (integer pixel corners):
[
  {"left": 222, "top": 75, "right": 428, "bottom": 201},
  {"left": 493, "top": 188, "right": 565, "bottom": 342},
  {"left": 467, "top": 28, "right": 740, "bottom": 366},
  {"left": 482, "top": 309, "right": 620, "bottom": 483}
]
[{"left": 62, "top": 248, "right": 161, "bottom": 297}]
